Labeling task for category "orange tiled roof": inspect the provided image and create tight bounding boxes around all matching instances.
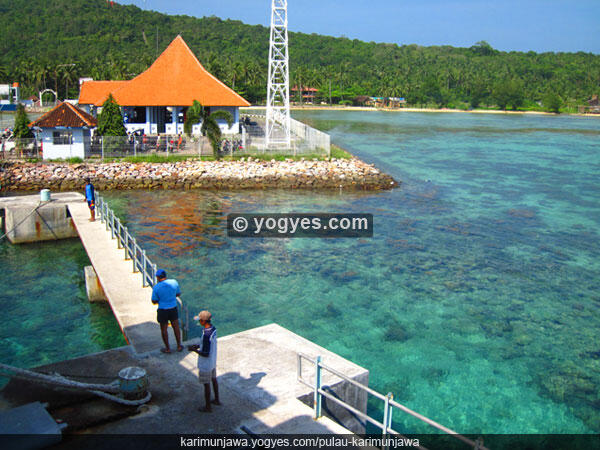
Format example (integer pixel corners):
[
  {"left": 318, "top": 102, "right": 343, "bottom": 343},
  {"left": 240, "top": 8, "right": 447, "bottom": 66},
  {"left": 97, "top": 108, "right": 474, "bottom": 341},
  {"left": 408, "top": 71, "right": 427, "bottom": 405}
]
[
  {"left": 78, "top": 36, "right": 250, "bottom": 108},
  {"left": 30, "top": 102, "right": 97, "bottom": 128},
  {"left": 79, "top": 81, "right": 128, "bottom": 106}
]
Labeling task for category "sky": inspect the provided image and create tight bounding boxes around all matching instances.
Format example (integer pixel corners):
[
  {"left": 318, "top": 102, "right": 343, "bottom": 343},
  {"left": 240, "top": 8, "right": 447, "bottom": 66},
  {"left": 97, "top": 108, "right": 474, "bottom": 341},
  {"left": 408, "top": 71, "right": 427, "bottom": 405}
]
[{"left": 118, "top": 1, "right": 600, "bottom": 54}]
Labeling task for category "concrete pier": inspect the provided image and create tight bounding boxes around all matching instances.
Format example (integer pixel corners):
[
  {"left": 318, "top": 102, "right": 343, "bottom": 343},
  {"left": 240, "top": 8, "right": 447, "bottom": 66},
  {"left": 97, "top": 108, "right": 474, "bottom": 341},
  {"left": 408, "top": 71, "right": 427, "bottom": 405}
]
[
  {"left": 66, "top": 197, "right": 176, "bottom": 353},
  {"left": 0, "top": 192, "right": 173, "bottom": 351},
  {"left": 84, "top": 265, "right": 107, "bottom": 302},
  {"left": 0, "top": 192, "right": 80, "bottom": 243},
  {"left": 1, "top": 193, "right": 373, "bottom": 434},
  {"left": 1, "top": 324, "right": 369, "bottom": 434}
]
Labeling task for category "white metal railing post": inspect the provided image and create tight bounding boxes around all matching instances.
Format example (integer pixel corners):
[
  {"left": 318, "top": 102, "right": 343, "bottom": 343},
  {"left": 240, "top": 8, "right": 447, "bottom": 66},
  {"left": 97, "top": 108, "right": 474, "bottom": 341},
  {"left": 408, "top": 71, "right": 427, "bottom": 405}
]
[
  {"left": 124, "top": 229, "right": 129, "bottom": 259},
  {"left": 382, "top": 392, "right": 393, "bottom": 436},
  {"left": 176, "top": 297, "right": 189, "bottom": 341},
  {"left": 132, "top": 243, "right": 137, "bottom": 272},
  {"left": 152, "top": 263, "right": 157, "bottom": 286},
  {"left": 314, "top": 355, "right": 322, "bottom": 419},
  {"left": 116, "top": 219, "right": 122, "bottom": 248},
  {"left": 142, "top": 249, "right": 147, "bottom": 287},
  {"left": 110, "top": 210, "right": 115, "bottom": 239}
]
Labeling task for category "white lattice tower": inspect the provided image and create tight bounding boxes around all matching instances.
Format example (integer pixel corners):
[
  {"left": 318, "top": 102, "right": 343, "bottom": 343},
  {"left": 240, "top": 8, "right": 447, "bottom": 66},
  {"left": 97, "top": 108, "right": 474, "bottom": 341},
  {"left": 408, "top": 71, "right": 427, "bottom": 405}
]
[{"left": 265, "top": 0, "right": 291, "bottom": 149}]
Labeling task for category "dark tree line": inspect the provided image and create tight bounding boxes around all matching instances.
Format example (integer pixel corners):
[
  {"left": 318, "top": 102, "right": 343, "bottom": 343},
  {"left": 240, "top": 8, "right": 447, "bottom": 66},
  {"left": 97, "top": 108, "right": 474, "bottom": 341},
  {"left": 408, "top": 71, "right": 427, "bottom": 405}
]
[{"left": 1, "top": 0, "right": 599, "bottom": 111}]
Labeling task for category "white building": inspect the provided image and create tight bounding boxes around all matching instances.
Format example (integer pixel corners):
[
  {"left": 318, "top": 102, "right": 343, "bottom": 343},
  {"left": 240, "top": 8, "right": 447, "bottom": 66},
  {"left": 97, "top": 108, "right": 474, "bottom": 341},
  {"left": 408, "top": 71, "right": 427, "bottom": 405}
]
[
  {"left": 30, "top": 102, "right": 97, "bottom": 160},
  {"left": 78, "top": 35, "right": 250, "bottom": 136}
]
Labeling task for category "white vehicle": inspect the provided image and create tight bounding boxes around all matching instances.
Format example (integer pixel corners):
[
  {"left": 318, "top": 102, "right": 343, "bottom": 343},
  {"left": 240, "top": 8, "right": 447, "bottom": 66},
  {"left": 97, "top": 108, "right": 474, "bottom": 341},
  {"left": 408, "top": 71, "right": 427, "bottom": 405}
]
[{"left": 1, "top": 135, "right": 38, "bottom": 156}]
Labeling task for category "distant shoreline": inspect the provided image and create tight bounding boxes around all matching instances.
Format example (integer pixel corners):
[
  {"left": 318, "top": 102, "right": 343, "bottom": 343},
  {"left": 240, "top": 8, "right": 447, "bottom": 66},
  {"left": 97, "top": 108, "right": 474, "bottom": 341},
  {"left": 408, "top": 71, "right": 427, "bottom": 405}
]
[{"left": 244, "top": 105, "right": 600, "bottom": 118}]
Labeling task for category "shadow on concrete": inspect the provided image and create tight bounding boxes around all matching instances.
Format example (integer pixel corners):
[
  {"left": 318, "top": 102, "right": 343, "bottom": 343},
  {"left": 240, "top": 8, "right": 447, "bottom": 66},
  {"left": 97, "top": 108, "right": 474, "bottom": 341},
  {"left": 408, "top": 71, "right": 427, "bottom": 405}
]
[
  {"left": 1, "top": 324, "right": 370, "bottom": 438},
  {"left": 121, "top": 320, "right": 180, "bottom": 354},
  {"left": 0, "top": 347, "right": 139, "bottom": 430}
]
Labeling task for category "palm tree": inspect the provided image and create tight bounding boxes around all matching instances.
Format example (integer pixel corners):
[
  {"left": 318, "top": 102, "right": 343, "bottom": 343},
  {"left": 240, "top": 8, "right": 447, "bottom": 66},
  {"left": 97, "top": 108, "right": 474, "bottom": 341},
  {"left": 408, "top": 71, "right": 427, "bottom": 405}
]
[
  {"left": 184, "top": 100, "right": 233, "bottom": 159},
  {"left": 61, "top": 65, "right": 78, "bottom": 99}
]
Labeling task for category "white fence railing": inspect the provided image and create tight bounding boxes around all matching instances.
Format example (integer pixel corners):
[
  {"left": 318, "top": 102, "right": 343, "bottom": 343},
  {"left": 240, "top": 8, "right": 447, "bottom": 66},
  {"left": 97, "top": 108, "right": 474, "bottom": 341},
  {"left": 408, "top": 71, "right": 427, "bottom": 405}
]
[
  {"left": 298, "top": 353, "right": 488, "bottom": 450},
  {"left": 240, "top": 114, "right": 331, "bottom": 156},
  {"left": 1, "top": 119, "right": 331, "bottom": 160},
  {"left": 290, "top": 117, "right": 331, "bottom": 154},
  {"left": 96, "top": 194, "right": 189, "bottom": 340}
]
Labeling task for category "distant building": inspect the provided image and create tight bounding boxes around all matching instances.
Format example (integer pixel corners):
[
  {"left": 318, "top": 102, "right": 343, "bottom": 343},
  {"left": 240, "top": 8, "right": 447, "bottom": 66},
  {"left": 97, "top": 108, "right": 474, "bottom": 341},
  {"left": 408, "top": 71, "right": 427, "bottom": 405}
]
[
  {"left": 78, "top": 35, "right": 250, "bottom": 135},
  {"left": 30, "top": 102, "right": 97, "bottom": 160},
  {"left": 579, "top": 94, "right": 600, "bottom": 114},
  {"left": 388, "top": 97, "right": 407, "bottom": 108},
  {"left": 291, "top": 86, "right": 318, "bottom": 104},
  {"left": 0, "top": 83, "right": 21, "bottom": 111},
  {"left": 367, "top": 97, "right": 385, "bottom": 107},
  {"left": 365, "top": 97, "right": 406, "bottom": 108},
  {"left": 588, "top": 95, "right": 600, "bottom": 112}
]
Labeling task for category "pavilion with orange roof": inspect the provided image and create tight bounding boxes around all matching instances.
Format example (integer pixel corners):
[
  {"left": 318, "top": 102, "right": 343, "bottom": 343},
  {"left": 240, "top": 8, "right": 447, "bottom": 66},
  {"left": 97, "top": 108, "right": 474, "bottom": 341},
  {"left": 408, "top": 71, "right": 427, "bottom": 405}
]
[{"left": 78, "top": 36, "right": 250, "bottom": 136}]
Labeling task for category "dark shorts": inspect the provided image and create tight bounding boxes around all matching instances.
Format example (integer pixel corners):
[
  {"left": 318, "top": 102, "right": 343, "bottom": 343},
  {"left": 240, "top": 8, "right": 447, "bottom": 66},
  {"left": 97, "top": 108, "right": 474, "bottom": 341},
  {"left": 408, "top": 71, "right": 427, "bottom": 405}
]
[
  {"left": 157, "top": 307, "right": 178, "bottom": 324},
  {"left": 87, "top": 200, "right": 95, "bottom": 211}
]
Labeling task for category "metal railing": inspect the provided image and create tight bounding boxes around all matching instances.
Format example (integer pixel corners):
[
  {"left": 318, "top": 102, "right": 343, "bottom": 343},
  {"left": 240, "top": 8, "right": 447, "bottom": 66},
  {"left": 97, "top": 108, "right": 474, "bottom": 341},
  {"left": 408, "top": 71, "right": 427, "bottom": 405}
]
[
  {"left": 1, "top": 138, "right": 42, "bottom": 160},
  {"left": 87, "top": 135, "right": 199, "bottom": 159},
  {"left": 95, "top": 193, "right": 189, "bottom": 340},
  {"left": 240, "top": 114, "right": 330, "bottom": 156},
  {"left": 297, "top": 353, "right": 488, "bottom": 450}
]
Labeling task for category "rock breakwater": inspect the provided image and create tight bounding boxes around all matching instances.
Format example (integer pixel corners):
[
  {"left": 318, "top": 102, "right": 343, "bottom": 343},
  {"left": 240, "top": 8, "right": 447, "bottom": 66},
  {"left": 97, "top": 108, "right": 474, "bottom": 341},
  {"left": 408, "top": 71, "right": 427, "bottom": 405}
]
[{"left": 0, "top": 158, "right": 397, "bottom": 191}]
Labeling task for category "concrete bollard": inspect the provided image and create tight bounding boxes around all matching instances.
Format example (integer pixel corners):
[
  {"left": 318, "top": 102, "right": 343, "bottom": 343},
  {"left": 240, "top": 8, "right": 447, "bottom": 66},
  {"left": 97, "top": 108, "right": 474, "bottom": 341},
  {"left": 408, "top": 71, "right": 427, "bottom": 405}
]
[
  {"left": 84, "top": 265, "right": 107, "bottom": 303},
  {"left": 118, "top": 367, "right": 149, "bottom": 400},
  {"left": 40, "top": 189, "right": 51, "bottom": 202}
]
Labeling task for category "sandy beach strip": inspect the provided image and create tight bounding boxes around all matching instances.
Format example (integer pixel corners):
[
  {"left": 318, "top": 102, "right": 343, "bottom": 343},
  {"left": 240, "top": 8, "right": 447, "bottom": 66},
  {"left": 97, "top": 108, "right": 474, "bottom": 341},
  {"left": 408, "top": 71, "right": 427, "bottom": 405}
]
[{"left": 243, "top": 105, "right": 600, "bottom": 118}]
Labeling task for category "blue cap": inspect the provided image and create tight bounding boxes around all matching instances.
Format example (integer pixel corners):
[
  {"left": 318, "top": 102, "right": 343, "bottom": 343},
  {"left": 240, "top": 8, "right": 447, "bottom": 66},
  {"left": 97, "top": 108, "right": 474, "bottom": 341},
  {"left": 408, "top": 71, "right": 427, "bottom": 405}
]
[{"left": 156, "top": 269, "right": 166, "bottom": 279}]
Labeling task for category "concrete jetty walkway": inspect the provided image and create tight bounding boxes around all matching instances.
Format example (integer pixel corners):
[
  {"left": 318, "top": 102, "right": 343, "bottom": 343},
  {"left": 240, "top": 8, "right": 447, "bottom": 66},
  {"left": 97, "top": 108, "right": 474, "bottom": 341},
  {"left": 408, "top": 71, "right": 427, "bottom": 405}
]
[
  {"left": 1, "top": 324, "right": 369, "bottom": 434},
  {"left": 67, "top": 198, "right": 172, "bottom": 353},
  {"left": 1, "top": 193, "right": 372, "bottom": 435}
]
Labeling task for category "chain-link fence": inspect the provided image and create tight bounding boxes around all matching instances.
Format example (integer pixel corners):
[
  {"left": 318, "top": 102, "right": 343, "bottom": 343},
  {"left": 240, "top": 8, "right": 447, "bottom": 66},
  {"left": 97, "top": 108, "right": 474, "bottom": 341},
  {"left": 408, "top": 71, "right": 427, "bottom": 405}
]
[
  {"left": 0, "top": 138, "right": 41, "bottom": 160},
  {"left": 1, "top": 116, "right": 331, "bottom": 160},
  {"left": 239, "top": 114, "right": 331, "bottom": 157},
  {"left": 86, "top": 135, "right": 214, "bottom": 158}
]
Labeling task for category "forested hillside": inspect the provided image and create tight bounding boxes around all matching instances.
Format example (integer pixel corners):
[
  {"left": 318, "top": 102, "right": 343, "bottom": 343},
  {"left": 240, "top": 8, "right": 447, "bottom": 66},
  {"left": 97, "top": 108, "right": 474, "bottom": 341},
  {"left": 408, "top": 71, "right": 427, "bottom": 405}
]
[{"left": 1, "top": 0, "right": 599, "bottom": 110}]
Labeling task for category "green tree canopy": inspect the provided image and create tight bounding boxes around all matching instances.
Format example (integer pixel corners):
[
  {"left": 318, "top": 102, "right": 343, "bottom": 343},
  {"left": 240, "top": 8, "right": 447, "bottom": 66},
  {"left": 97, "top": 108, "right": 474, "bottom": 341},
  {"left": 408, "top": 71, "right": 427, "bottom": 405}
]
[
  {"left": 470, "top": 41, "right": 497, "bottom": 56},
  {"left": 97, "top": 94, "right": 126, "bottom": 136},
  {"left": 12, "top": 103, "right": 33, "bottom": 139},
  {"left": 492, "top": 80, "right": 524, "bottom": 110},
  {"left": 1, "top": 0, "right": 600, "bottom": 110},
  {"left": 543, "top": 91, "right": 562, "bottom": 113}
]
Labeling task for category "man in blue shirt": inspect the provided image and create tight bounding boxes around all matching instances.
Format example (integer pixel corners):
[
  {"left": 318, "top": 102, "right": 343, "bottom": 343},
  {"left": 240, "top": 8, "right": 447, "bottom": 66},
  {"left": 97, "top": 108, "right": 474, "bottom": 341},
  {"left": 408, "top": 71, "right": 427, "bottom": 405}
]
[
  {"left": 84, "top": 178, "right": 95, "bottom": 222},
  {"left": 151, "top": 269, "right": 183, "bottom": 353}
]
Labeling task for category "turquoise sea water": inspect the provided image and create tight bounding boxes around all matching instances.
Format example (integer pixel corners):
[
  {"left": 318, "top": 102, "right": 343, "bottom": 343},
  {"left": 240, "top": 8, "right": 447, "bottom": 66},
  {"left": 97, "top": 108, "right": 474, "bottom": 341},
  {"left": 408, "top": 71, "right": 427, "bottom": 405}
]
[
  {"left": 2, "top": 111, "right": 600, "bottom": 434},
  {"left": 0, "top": 237, "right": 126, "bottom": 384}
]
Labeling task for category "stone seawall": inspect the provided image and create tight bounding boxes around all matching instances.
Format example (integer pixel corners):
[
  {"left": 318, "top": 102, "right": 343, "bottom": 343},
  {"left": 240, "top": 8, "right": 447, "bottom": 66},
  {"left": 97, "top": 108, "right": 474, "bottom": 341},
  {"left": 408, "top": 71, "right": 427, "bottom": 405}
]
[{"left": 0, "top": 158, "right": 398, "bottom": 191}]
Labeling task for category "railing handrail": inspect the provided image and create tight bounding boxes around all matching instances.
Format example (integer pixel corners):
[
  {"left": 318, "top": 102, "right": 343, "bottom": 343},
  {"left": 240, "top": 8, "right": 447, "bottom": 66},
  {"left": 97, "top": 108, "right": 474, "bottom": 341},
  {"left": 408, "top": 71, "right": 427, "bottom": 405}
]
[
  {"left": 297, "top": 353, "right": 488, "bottom": 450},
  {"left": 95, "top": 193, "right": 189, "bottom": 338}
]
